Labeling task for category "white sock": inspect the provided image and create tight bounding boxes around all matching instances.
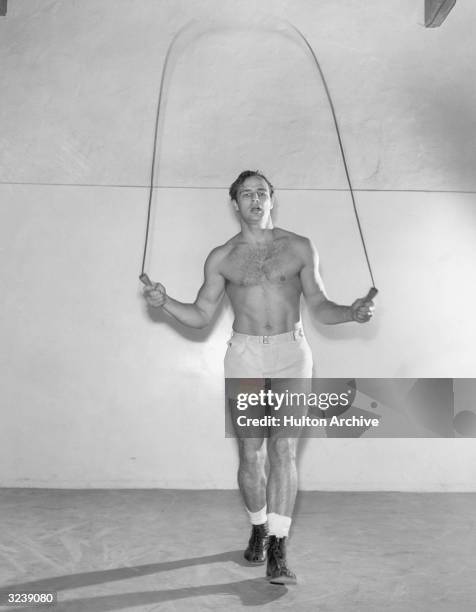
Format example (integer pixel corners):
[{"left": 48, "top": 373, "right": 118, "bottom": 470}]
[
  {"left": 267, "top": 512, "right": 291, "bottom": 537},
  {"left": 246, "top": 505, "right": 267, "bottom": 525}
]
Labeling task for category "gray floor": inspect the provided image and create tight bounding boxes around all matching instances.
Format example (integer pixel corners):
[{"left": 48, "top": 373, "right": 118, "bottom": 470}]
[{"left": 0, "top": 489, "right": 475, "bottom": 611}]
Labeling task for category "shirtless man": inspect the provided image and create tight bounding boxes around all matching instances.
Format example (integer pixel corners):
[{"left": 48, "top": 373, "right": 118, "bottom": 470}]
[{"left": 143, "top": 170, "right": 375, "bottom": 584}]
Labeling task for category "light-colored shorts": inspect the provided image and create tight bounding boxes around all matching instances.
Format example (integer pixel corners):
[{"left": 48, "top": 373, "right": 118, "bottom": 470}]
[{"left": 224, "top": 324, "right": 313, "bottom": 379}]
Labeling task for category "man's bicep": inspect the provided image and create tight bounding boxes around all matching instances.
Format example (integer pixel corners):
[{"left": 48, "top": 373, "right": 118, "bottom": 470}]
[
  {"left": 300, "top": 240, "right": 328, "bottom": 307},
  {"left": 196, "top": 270, "right": 225, "bottom": 306},
  {"left": 195, "top": 250, "right": 226, "bottom": 313}
]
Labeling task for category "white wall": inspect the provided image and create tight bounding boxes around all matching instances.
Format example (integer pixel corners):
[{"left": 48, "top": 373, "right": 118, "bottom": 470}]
[{"left": 1, "top": 0, "right": 475, "bottom": 490}]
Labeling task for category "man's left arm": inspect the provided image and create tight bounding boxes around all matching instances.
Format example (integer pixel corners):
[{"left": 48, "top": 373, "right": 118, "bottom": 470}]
[{"left": 299, "top": 238, "right": 375, "bottom": 325}]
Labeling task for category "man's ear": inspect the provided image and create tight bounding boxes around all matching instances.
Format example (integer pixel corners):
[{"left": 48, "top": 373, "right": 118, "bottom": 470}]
[{"left": 231, "top": 198, "right": 239, "bottom": 211}]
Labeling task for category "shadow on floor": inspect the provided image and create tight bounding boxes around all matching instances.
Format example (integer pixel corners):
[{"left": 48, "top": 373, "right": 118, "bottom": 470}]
[{"left": 2, "top": 550, "right": 288, "bottom": 610}]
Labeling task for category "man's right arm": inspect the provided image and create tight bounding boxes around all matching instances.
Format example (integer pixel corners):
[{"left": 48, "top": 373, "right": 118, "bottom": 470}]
[{"left": 143, "top": 247, "right": 226, "bottom": 329}]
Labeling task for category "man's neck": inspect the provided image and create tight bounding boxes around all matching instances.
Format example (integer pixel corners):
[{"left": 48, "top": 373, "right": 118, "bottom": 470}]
[{"left": 240, "top": 221, "right": 275, "bottom": 244}]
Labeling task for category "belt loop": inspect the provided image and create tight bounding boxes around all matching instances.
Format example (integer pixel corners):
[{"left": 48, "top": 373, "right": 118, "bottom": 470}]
[{"left": 263, "top": 335, "right": 270, "bottom": 344}]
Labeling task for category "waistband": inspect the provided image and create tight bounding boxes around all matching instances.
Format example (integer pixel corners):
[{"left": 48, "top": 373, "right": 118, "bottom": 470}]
[{"left": 231, "top": 325, "right": 305, "bottom": 344}]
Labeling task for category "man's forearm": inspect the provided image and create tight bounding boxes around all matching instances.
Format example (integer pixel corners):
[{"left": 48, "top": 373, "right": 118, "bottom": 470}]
[
  {"left": 160, "top": 296, "right": 209, "bottom": 328},
  {"left": 313, "top": 299, "right": 353, "bottom": 325}
]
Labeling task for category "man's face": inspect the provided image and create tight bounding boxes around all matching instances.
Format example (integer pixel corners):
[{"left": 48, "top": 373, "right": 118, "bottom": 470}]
[{"left": 233, "top": 176, "right": 273, "bottom": 223}]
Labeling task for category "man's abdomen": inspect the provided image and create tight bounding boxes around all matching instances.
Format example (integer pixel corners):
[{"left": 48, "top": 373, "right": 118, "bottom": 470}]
[{"left": 227, "top": 283, "right": 302, "bottom": 335}]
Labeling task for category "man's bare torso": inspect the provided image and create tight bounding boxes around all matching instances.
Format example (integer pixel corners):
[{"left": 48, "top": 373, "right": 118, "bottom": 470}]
[{"left": 217, "top": 228, "right": 306, "bottom": 335}]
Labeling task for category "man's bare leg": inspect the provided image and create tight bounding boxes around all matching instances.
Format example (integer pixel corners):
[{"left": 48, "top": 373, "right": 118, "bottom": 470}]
[
  {"left": 228, "top": 380, "right": 267, "bottom": 512},
  {"left": 267, "top": 385, "right": 307, "bottom": 519},
  {"left": 267, "top": 435, "right": 300, "bottom": 517},
  {"left": 237, "top": 437, "right": 267, "bottom": 511}
]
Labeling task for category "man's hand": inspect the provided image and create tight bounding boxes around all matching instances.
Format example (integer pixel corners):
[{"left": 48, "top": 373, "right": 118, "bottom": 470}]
[
  {"left": 144, "top": 282, "right": 167, "bottom": 308},
  {"left": 350, "top": 295, "right": 375, "bottom": 323}
]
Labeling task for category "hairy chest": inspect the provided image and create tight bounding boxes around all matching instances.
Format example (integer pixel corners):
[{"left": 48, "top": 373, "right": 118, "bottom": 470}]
[{"left": 224, "top": 240, "right": 301, "bottom": 286}]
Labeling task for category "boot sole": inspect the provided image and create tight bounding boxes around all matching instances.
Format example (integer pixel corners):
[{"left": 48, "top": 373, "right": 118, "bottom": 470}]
[
  {"left": 244, "top": 556, "right": 266, "bottom": 565},
  {"left": 267, "top": 575, "right": 297, "bottom": 585}
]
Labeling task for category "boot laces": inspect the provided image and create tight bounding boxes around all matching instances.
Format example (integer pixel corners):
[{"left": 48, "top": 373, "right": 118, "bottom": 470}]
[
  {"left": 269, "top": 538, "right": 288, "bottom": 571},
  {"left": 250, "top": 524, "right": 267, "bottom": 555}
]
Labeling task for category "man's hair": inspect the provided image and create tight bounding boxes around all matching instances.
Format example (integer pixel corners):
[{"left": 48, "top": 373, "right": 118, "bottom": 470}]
[{"left": 228, "top": 170, "right": 274, "bottom": 201}]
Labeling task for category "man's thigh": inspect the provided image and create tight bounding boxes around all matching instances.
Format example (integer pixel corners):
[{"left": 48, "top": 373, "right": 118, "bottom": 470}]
[
  {"left": 227, "top": 378, "right": 268, "bottom": 439},
  {"left": 227, "top": 377, "right": 313, "bottom": 439},
  {"left": 268, "top": 377, "right": 312, "bottom": 438}
]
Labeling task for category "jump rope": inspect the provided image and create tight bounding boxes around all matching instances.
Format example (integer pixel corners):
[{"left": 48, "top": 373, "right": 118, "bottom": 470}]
[{"left": 139, "top": 20, "right": 378, "bottom": 304}]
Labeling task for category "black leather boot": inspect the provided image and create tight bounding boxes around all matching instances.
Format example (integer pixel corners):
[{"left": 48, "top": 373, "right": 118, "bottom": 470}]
[
  {"left": 244, "top": 522, "right": 269, "bottom": 564},
  {"left": 266, "top": 535, "right": 297, "bottom": 584}
]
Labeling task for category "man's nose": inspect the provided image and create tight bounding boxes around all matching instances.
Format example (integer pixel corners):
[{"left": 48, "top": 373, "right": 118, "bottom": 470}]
[{"left": 251, "top": 192, "right": 259, "bottom": 202}]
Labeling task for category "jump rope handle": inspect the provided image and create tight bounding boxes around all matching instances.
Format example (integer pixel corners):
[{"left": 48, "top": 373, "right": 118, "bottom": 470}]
[
  {"left": 139, "top": 273, "right": 153, "bottom": 287},
  {"left": 364, "top": 287, "right": 378, "bottom": 302}
]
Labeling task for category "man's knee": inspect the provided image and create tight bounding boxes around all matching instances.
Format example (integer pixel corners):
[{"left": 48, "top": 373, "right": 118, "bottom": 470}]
[
  {"left": 238, "top": 438, "right": 266, "bottom": 468},
  {"left": 268, "top": 436, "right": 297, "bottom": 465}
]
